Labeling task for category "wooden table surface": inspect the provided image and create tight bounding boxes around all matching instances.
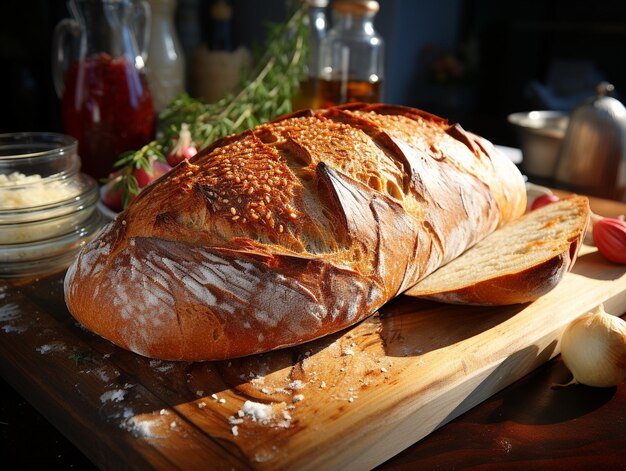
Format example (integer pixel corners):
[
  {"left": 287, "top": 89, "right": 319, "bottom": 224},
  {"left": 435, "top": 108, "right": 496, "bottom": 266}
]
[{"left": 2, "top": 190, "right": 626, "bottom": 470}]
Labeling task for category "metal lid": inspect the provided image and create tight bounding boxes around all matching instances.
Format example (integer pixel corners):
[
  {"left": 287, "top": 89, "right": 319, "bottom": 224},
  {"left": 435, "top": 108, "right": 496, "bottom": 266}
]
[{"left": 554, "top": 83, "right": 626, "bottom": 201}]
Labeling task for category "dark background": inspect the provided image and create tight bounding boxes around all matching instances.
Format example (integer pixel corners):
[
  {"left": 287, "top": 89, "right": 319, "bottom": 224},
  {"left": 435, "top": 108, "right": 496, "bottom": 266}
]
[{"left": 1, "top": 0, "right": 625, "bottom": 149}]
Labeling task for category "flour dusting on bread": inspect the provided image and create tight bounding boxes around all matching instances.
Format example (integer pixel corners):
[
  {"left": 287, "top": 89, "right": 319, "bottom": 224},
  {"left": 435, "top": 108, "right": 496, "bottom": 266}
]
[{"left": 65, "top": 104, "right": 527, "bottom": 360}]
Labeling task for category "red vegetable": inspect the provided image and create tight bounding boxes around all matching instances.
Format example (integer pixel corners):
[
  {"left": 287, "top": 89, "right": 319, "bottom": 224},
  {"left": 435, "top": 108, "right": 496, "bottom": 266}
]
[
  {"left": 593, "top": 217, "right": 626, "bottom": 264},
  {"left": 134, "top": 158, "right": 172, "bottom": 188},
  {"left": 531, "top": 193, "right": 560, "bottom": 211},
  {"left": 102, "top": 175, "right": 123, "bottom": 213},
  {"left": 167, "top": 123, "right": 198, "bottom": 167}
]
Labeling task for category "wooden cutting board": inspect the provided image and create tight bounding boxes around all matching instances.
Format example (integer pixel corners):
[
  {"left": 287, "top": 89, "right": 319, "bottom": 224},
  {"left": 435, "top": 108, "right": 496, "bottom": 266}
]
[{"left": 1, "top": 230, "right": 626, "bottom": 469}]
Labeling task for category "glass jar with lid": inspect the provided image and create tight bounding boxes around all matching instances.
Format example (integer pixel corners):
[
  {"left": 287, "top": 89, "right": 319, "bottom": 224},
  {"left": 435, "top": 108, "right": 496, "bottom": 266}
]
[{"left": 317, "top": 0, "right": 384, "bottom": 108}]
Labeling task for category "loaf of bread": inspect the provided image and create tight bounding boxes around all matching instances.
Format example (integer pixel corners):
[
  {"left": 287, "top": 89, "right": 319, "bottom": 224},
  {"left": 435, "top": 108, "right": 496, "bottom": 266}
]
[
  {"left": 404, "top": 194, "right": 589, "bottom": 305},
  {"left": 64, "top": 104, "right": 527, "bottom": 360}
]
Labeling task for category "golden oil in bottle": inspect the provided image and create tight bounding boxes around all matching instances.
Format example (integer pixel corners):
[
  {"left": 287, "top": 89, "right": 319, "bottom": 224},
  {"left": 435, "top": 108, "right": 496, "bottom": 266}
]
[{"left": 316, "top": 78, "right": 382, "bottom": 108}]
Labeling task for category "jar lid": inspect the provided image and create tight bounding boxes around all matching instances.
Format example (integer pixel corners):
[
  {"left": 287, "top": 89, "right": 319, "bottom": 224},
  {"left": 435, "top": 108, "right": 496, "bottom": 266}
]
[
  {"left": 332, "top": 0, "right": 379, "bottom": 14},
  {"left": 305, "top": 0, "right": 330, "bottom": 7}
]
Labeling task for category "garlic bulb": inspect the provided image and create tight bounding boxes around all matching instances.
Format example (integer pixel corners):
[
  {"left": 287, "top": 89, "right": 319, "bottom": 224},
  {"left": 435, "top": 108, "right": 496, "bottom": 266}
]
[{"left": 560, "top": 304, "right": 626, "bottom": 387}]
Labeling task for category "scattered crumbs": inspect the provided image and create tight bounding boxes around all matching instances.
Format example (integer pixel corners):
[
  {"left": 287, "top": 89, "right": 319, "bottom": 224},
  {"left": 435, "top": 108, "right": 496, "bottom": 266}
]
[
  {"left": 251, "top": 375, "right": 266, "bottom": 385},
  {"left": 254, "top": 447, "right": 278, "bottom": 463},
  {"left": 100, "top": 389, "right": 126, "bottom": 403},
  {"left": 277, "top": 408, "right": 293, "bottom": 428},
  {"left": 261, "top": 387, "right": 271, "bottom": 395},
  {"left": 348, "top": 397, "right": 354, "bottom": 403},
  {"left": 149, "top": 359, "right": 175, "bottom": 373},
  {"left": 304, "top": 351, "right": 311, "bottom": 357},
  {"left": 320, "top": 381, "right": 326, "bottom": 389},
  {"left": 159, "top": 409, "right": 168, "bottom": 416},
  {"left": 228, "top": 416, "right": 244, "bottom": 425},
  {"left": 121, "top": 220, "right": 126, "bottom": 226},
  {"left": 497, "top": 437, "right": 513, "bottom": 453},
  {"left": 198, "top": 402, "right": 207, "bottom": 409},
  {"left": 232, "top": 425, "right": 239, "bottom": 436},
  {"left": 349, "top": 342, "right": 356, "bottom": 348},
  {"left": 2, "top": 324, "right": 26, "bottom": 334},
  {"left": 122, "top": 407, "right": 134, "bottom": 419},
  {"left": 196, "top": 390, "right": 204, "bottom": 397},
  {"left": 121, "top": 417, "right": 160, "bottom": 438},
  {"left": 380, "top": 367, "right": 388, "bottom": 373},
  {"left": 239, "top": 400, "right": 274, "bottom": 424},
  {"left": 170, "top": 421, "right": 177, "bottom": 429},
  {"left": 340, "top": 368, "right": 345, "bottom": 372},
  {"left": 288, "top": 380, "right": 305, "bottom": 390},
  {"left": 342, "top": 348, "right": 355, "bottom": 356},
  {"left": 103, "top": 353, "right": 111, "bottom": 359},
  {"left": 218, "top": 398, "right": 226, "bottom": 404},
  {"left": 36, "top": 342, "right": 66, "bottom": 354},
  {"left": 292, "top": 394, "right": 304, "bottom": 403},
  {"left": 211, "top": 393, "right": 218, "bottom": 400},
  {"left": 93, "top": 367, "right": 112, "bottom": 383}
]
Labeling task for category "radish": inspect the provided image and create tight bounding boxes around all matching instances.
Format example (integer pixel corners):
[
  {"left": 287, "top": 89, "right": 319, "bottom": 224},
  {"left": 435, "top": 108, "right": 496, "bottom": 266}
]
[
  {"left": 167, "top": 123, "right": 198, "bottom": 166},
  {"left": 134, "top": 157, "right": 172, "bottom": 188}
]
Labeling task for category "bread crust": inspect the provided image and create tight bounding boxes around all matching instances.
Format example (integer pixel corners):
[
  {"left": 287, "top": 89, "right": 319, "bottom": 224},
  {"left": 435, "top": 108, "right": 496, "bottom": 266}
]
[
  {"left": 64, "top": 104, "right": 527, "bottom": 360},
  {"left": 415, "top": 253, "right": 571, "bottom": 306}
]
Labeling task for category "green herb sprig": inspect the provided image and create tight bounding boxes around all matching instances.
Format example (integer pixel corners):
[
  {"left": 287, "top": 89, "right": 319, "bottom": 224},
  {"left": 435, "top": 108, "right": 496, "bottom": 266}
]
[{"left": 109, "top": 6, "right": 309, "bottom": 209}]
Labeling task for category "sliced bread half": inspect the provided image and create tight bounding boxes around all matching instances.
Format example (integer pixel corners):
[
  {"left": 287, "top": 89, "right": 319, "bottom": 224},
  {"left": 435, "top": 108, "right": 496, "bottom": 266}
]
[{"left": 403, "top": 194, "right": 590, "bottom": 305}]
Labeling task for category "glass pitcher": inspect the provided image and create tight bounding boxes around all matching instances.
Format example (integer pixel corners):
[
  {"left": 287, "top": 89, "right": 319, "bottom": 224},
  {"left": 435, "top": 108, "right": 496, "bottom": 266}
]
[{"left": 52, "top": 0, "right": 155, "bottom": 181}]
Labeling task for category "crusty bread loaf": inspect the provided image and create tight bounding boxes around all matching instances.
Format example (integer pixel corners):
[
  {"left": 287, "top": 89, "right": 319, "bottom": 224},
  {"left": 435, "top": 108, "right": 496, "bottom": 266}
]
[
  {"left": 403, "top": 194, "right": 589, "bottom": 305},
  {"left": 64, "top": 103, "right": 527, "bottom": 361}
]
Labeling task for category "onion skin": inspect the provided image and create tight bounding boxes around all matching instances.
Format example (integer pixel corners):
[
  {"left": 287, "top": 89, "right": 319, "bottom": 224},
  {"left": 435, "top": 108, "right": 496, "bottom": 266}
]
[{"left": 561, "top": 305, "right": 626, "bottom": 388}]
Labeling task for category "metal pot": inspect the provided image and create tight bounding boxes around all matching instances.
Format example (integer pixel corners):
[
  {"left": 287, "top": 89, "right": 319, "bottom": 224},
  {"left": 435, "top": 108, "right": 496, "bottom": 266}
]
[
  {"left": 554, "top": 82, "right": 626, "bottom": 201},
  {"left": 507, "top": 111, "right": 568, "bottom": 179}
]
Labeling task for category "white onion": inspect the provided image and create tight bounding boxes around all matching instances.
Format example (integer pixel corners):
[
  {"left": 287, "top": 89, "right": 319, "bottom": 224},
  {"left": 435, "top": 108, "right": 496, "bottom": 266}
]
[{"left": 560, "top": 304, "right": 626, "bottom": 388}]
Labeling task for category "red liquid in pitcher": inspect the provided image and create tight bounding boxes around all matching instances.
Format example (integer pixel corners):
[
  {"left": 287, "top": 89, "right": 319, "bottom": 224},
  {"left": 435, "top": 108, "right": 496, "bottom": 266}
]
[{"left": 61, "top": 53, "right": 155, "bottom": 180}]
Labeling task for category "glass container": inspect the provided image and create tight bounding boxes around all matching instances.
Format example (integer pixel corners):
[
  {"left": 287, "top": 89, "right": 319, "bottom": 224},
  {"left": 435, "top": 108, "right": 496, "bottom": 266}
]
[
  {"left": 52, "top": 0, "right": 156, "bottom": 181},
  {"left": 317, "top": 0, "right": 384, "bottom": 108},
  {"left": 292, "top": 0, "right": 329, "bottom": 110},
  {"left": 0, "top": 132, "right": 105, "bottom": 277}
]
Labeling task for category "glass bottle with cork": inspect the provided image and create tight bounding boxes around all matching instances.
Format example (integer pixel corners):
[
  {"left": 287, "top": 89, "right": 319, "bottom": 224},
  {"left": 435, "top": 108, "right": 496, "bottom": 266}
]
[
  {"left": 317, "top": 0, "right": 383, "bottom": 108},
  {"left": 291, "top": 0, "right": 329, "bottom": 111}
]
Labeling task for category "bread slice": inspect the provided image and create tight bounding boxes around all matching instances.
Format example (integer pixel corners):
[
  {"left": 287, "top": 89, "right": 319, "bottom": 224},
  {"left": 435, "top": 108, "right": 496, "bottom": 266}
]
[{"left": 403, "top": 194, "right": 590, "bottom": 305}]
